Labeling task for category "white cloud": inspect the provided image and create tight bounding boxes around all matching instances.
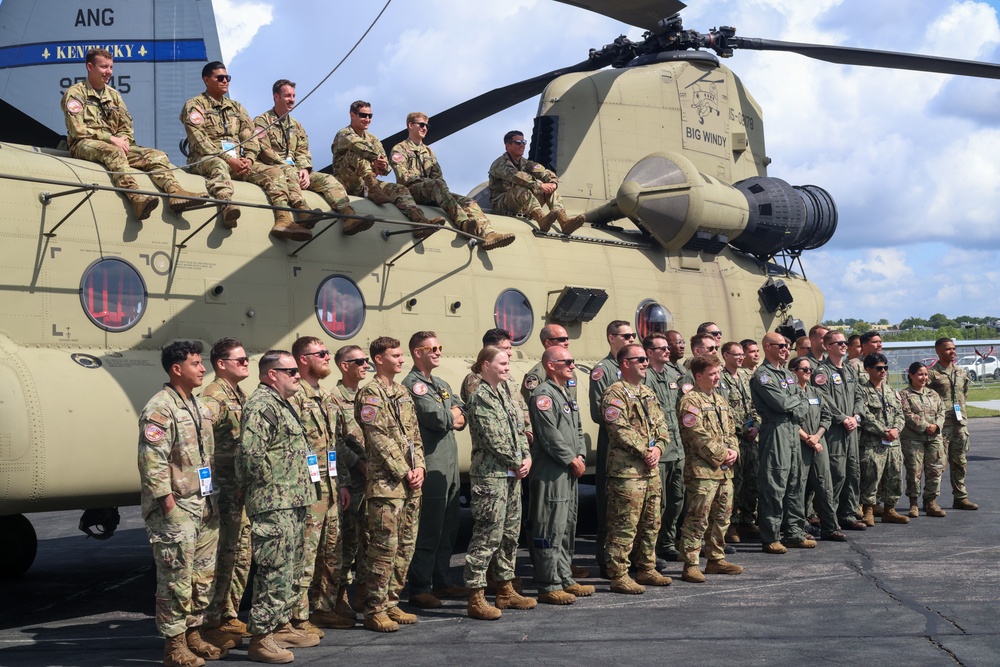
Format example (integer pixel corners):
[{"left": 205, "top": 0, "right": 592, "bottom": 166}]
[{"left": 213, "top": 0, "right": 274, "bottom": 62}]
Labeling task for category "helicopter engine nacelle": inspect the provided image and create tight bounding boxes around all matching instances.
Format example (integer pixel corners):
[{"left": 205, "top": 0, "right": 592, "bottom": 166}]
[{"left": 614, "top": 152, "right": 837, "bottom": 258}]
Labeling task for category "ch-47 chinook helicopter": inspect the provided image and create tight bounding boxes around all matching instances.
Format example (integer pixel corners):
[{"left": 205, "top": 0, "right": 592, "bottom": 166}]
[{"left": 2, "top": 0, "right": 1000, "bottom": 577}]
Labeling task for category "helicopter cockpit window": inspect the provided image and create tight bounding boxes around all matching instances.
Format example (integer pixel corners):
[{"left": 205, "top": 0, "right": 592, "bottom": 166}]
[
  {"left": 79, "top": 258, "right": 147, "bottom": 332},
  {"left": 315, "top": 275, "right": 365, "bottom": 340},
  {"left": 636, "top": 300, "right": 672, "bottom": 339},
  {"left": 494, "top": 289, "right": 532, "bottom": 345}
]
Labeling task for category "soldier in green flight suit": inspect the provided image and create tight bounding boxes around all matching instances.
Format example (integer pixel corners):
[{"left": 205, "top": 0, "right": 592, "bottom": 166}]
[
  {"left": 521, "top": 324, "right": 579, "bottom": 403},
  {"left": 719, "top": 341, "right": 760, "bottom": 543}
]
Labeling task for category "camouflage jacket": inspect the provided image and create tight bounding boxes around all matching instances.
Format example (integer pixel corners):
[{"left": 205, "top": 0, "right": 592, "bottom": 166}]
[
  {"left": 845, "top": 356, "right": 865, "bottom": 380},
  {"left": 899, "top": 385, "right": 946, "bottom": 444},
  {"left": 331, "top": 381, "right": 367, "bottom": 476},
  {"left": 62, "top": 80, "right": 133, "bottom": 149},
  {"left": 462, "top": 372, "right": 532, "bottom": 438},
  {"left": 858, "top": 379, "right": 905, "bottom": 448},
  {"left": 528, "top": 378, "right": 585, "bottom": 473},
  {"left": 237, "top": 383, "right": 312, "bottom": 515},
  {"left": 488, "top": 152, "right": 558, "bottom": 205},
  {"left": 252, "top": 108, "right": 313, "bottom": 170},
  {"left": 332, "top": 126, "right": 388, "bottom": 195},
  {"left": 678, "top": 387, "right": 737, "bottom": 481},
  {"left": 138, "top": 385, "right": 216, "bottom": 520},
  {"left": 389, "top": 138, "right": 443, "bottom": 187},
  {"left": 811, "top": 359, "right": 864, "bottom": 425},
  {"left": 927, "top": 362, "right": 970, "bottom": 424},
  {"left": 356, "top": 377, "right": 425, "bottom": 499},
  {"left": 522, "top": 359, "right": 578, "bottom": 403},
  {"left": 721, "top": 366, "right": 759, "bottom": 438},
  {"left": 181, "top": 92, "right": 259, "bottom": 163},
  {"left": 289, "top": 381, "right": 351, "bottom": 492},
  {"left": 643, "top": 365, "right": 682, "bottom": 462},
  {"left": 199, "top": 378, "right": 247, "bottom": 481},
  {"left": 601, "top": 380, "right": 669, "bottom": 479},
  {"left": 466, "top": 380, "right": 530, "bottom": 478}
]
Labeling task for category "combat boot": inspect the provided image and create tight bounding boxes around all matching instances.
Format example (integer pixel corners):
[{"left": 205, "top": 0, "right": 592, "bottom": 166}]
[
  {"left": 495, "top": 580, "right": 537, "bottom": 609},
  {"left": 185, "top": 627, "right": 226, "bottom": 660},
  {"left": 339, "top": 206, "right": 375, "bottom": 235},
  {"left": 862, "top": 505, "right": 876, "bottom": 527},
  {"left": 406, "top": 209, "right": 447, "bottom": 240},
  {"left": 219, "top": 203, "right": 241, "bottom": 229},
  {"left": 309, "top": 609, "right": 355, "bottom": 630},
  {"left": 247, "top": 634, "right": 293, "bottom": 665},
  {"left": 529, "top": 208, "right": 557, "bottom": 232},
  {"left": 164, "top": 632, "right": 205, "bottom": 667},
  {"left": 537, "top": 589, "right": 576, "bottom": 605},
  {"left": 563, "top": 583, "right": 595, "bottom": 597},
  {"left": 872, "top": 504, "right": 884, "bottom": 517},
  {"left": 291, "top": 203, "right": 324, "bottom": 228},
  {"left": 909, "top": 501, "right": 920, "bottom": 518},
  {"left": 127, "top": 192, "right": 159, "bottom": 221},
  {"left": 201, "top": 626, "right": 241, "bottom": 650},
  {"left": 953, "top": 497, "right": 979, "bottom": 510},
  {"left": 467, "top": 588, "right": 502, "bottom": 620},
  {"left": 882, "top": 503, "right": 910, "bottom": 524},
  {"left": 291, "top": 618, "right": 324, "bottom": 638},
  {"left": 725, "top": 525, "right": 741, "bottom": 544},
  {"left": 784, "top": 536, "right": 817, "bottom": 548},
  {"left": 333, "top": 587, "right": 357, "bottom": 620},
  {"left": 681, "top": 564, "right": 706, "bottom": 583},
  {"left": 386, "top": 606, "right": 417, "bottom": 624},
  {"left": 762, "top": 542, "right": 788, "bottom": 555},
  {"left": 270, "top": 210, "right": 313, "bottom": 242},
  {"left": 363, "top": 612, "right": 399, "bottom": 632},
  {"left": 408, "top": 592, "right": 443, "bottom": 609},
  {"left": 635, "top": 569, "right": 672, "bottom": 586},
  {"left": 924, "top": 499, "right": 947, "bottom": 517},
  {"left": 706, "top": 559, "right": 745, "bottom": 575},
  {"left": 218, "top": 617, "right": 249, "bottom": 637},
  {"left": 481, "top": 231, "right": 516, "bottom": 250},
  {"left": 570, "top": 564, "right": 590, "bottom": 579},
  {"left": 363, "top": 176, "right": 394, "bottom": 205},
  {"left": 165, "top": 182, "right": 206, "bottom": 213},
  {"left": 609, "top": 574, "right": 645, "bottom": 594},
  {"left": 555, "top": 208, "right": 585, "bottom": 235},
  {"left": 432, "top": 584, "right": 469, "bottom": 599},
  {"left": 272, "top": 622, "right": 320, "bottom": 648}
]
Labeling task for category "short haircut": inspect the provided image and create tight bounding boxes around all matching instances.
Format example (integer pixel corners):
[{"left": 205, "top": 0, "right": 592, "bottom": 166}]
[
  {"left": 202, "top": 61, "right": 226, "bottom": 78},
  {"left": 808, "top": 324, "right": 829, "bottom": 337},
  {"left": 541, "top": 347, "right": 564, "bottom": 365},
  {"left": 740, "top": 338, "right": 757, "bottom": 350},
  {"left": 823, "top": 329, "right": 846, "bottom": 344},
  {"left": 471, "top": 345, "right": 506, "bottom": 374},
  {"left": 863, "top": 352, "right": 888, "bottom": 368},
  {"left": 690, "top": 354, "right": 721, "bottom": 376},
  {"left": 272, "top": 79, "right": 295, "bottom": 94},
  {"left": 721, "top": 341, "right": 742, "bottom": 356},
  {"left": 539, "top": 324, "right": 563, "bottom": 342},
  {"left": 350, "top": 100, "right": 371, "bottom": 114},
  {"left": 667, "top": 329, "right": 683, "bottom": 341},
  {"left": 334, "top": 344, "right": 364, "bottom": 366},
  {"left": 162, "top": 340, "right": 203, "bottom": 373},
  {"left": 210, "top": 337, "right": 243, "bottom": 367},
  {"left": 86, "top": 47, "right": 112, "bottom": 64},
  {"left": 616, "top": 343, "right": 644, "bottom": 365},
  {"left": 606, "top": 320, "right": 630, "bottom": 336},
  {"left": 406, "top": 111, "right": 428, "bottom": 124},
  {"left": 690, "top": 333, "right": 714, "bottom": 350},
  {"left": 482, "top": 328, "right": 511, "bottom": 346},
  {"left": 795, "top": 336, "right": 810, "bottom": 348},
  {"left": 259, "top": 349, "right": 290, "bottom": 375},
  {"left": 292, "top": 336, "right": 323, "bottom": 360},
  {"left": 642, "top": 333, "right": 667, "bottom": 349},
  {"left": 935, "top": 337, "right": 954, "bottom": 349},
  {"left": 408, "top": 331, "right": 436, "bottom": 353},
  {"left": 370, "top": 336, "right": 401, "bottom": 359},
  {"left": 860, "top": 331, "right": 882, "bottom": 345},
  {"left": 696, "top": 322, "right": 717, "bottom": 334},
  {"left": 503, "top": 130, "right": 524, "bottom": 144},
  {"left": 848, "top": 334, "right": 861, "bottom": 345}
]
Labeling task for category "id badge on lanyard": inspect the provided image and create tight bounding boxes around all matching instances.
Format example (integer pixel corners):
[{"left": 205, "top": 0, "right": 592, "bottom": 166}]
[
  {"left": 198, "top": 466, "right": 214, "bottom": 496},
  {"left": 221, "top": 140, "right": 238, "bottom": 159},
  {"left": 328, "top": 451, "right": 338, "bottom": 477},
  {"left": 307, "top": 452, "right": 321, "bottom": 483},
  {"left": 954, "top": 403, "right": 963, "bottom": 421}
]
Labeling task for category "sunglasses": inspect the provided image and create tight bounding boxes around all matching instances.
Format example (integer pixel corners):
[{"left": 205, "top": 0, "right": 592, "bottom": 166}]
[
  {"left": 616, "top": 333, "right": 636, "bottom": 340},
  {"left": 213, "top": 74, "right": 232, "bottom": 82},
  {"left": 415, "top": 345, "right": 443, "bottom": 354},
  {"left": 222, "top": 356, "right": 249, "bottom": 364},
  {"left": 872, "top": 366, "right": 889, "bottom": 372},
  {"left": 829, "top": 340, "right": 848, "bottom": 347},
  {"left": 794, "top": 367, "right": 812, "bottom": 373},
  {"left": 646, "top": 345, "right": 668, "bottom": 353},
  {"left": 767, "top": 343, "right": 790, "bottom": 349},
  {"left": 545, "top": 336, "right": 570, "bottom": 343},
  {"left": 413, "top": 121, "right": 428, "bottom": 128},
  {"left": 625, "top": 356, "right": 648, "bottom": 364},
  {"left": 553, "top": 358, "right": 575, "bottom": 366},
  {"left": 707, "top": 331, "right": 722, "bottom": 337},
  {"left": 511, "top": 139, "right": 527, "bottom": 146},
  {"left": 273, "top": 367, "right": 299, "bottom": 377},
  {"left": 346, "top": 358, "right": 368, "bottom": 367},
  {"left": 355, "top": 112, "right": 373, "bottom": 119},
  {"left": 302, "top": 350, "right": 331, "bottom": 359}
]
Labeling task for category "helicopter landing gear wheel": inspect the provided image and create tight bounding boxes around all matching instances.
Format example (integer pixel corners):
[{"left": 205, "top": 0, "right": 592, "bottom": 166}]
[{"left": 0, "top": 514, "right": 37, "bottom": 578}]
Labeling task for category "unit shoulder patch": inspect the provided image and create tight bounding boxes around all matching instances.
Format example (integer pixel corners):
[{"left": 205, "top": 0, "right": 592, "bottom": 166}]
[
  {"left": 535, "top": 395, "right": 552, "bottom": 411},
  {"left": 411, "top": 382, "right": 428, "bottom": 396},
  {"left": 604, "top": 406, "right": 621, "bottom": 422}
]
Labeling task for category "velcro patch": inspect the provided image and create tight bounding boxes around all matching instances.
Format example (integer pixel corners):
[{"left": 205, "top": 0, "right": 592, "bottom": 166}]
[
  {"left": 188, "top": 109, "right": 204, "bottom": 125},
  {"left": 682, "top": 412, "right": 698, "bottom": 428},
  {"left": 759, "top": 374, "right": 770, "bottom": 385},
  {"left": 532, "top": 164, "right": 544, "bottom": 172},
  {"left": 814, "top": 373, "right": 827, "bottom": 386},
  {"left": 524, "top": 375, "right": 539, "bottom": 391},
  {"left": 535, "top": 395, "right": 552, "bottom": 411},
  {"left": 391, "top": 151, "right": 404, "bottom": 163},
  {"left": 604, "top": 406, "right": 620, "bottom": 422},
  {"left": 686, "top": 405, "right": 700, "bottom": 415},
  {"left": 360, "top": 405, "right": 378, "bottom": 423},
  {"left": 364, "top": 396, "right": 380, "bottom": 405},
  {"left": 412, "top": 382, "right": 428, "bottom": 396},
  {"left": 66, "top": 98, "right": 83, "bottom": 115},
  {"left": 832, "top": 373, "right": 843, "bottom": 385},
  {"left": 609, "top": 397, "right": 624, "bottom": 408},
  {"left": 253, "top": 126, "right": 266, "bottom": 139},
  {"left": 144, "top": 423, "right": 166, "bottom": 442},
  {"left": 590, "top": 367, "right": 604, "bottom": 381},
  {"left": 147, "top": 411, "right": 169, "bottom": 427},
  {"left": 681, "top": 383, "right": 694, "bottom": 394}
]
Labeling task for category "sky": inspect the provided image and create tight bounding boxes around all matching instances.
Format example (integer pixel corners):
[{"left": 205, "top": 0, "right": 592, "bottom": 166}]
[{"left": 213, "top": 0, "right": 1000, "bottom": 325}]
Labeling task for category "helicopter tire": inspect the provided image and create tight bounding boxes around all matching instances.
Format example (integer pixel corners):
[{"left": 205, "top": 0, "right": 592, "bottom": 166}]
[{"left": 0, "top": 514, "right": 37, "bottom": 578}]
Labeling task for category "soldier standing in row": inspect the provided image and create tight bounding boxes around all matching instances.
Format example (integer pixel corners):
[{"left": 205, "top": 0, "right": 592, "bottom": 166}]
[
  {"left": 521, "top": 324, "right": 578, "bottom": 404},
  {"left": 858, "top": 352, "right": 908, "bottom": 525},
  {"left": 899, "top": 361, "right": 947, "bottom": 518},
  {"left": 720, "top": 341, "right": 760, "bottom": 543},
  {"left": 927, "top": 337, "right": 979, "bottom": 511}
]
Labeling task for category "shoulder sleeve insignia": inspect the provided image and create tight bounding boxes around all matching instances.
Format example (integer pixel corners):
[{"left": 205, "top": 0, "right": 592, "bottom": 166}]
[
  {"left": 360, "top": 405, "right": 378, "bottom": 423},
  {"left": 608, "top": 397, "right": 624, "bottom": 408},
  {"left": 896, "top": 391, "right": 902, "bottom": 402},
  {"left": 603, "top": 406, "right": 620, "bottom": 422},
  {"left": 253, "top": 126, "right": 266, "bottom": 139},
  {"left": 682, "top": 412, "right": 698, "bottom": 428},
  {"left": 147, "top": 411, "right": 169, "bottom": 427},
  {"left": 143, "top": 423, "right": 166, "bottom": 443},
  {"left": 535, "top": 395, "right": 552, "bottom": 411},
  {"left": 590, "top": 367, "right": 604, "bottom": 381},
  {"left": 262, "top": 407, "right": 278, "bottom": 428},
  {"left": 524, "top": 375, "right": 539, "bottom": 391},
  {"left": 188, "top": 109, "right": 204, "bottom": 125},
  {"left": 66, "top": 98, "right": 83, "bottom": 115},
  {"left": 759, "top": 374, "right": 770, "bottom": 385},
  {"left": 832, "top": 373, "right": 843, "bottom": 385},
  {"left": 391, "top": 151, "right": 404, "bottom": 164},
  {"left": 681, "top": 383, "right": 694, "bottom": 394},
  {"left": 562, "top": 403, "right": 571, "bottom": 414},
  {"left": 813, "top": 373, "right": 827, "bottom": 386},
  {"left": 685, "top": 405, "right": 700, "bottom": 415},
  {"left": 532, "top": 163, "right": 544, "bottom": 172},
  {"left": 364, "top": 396, "right": 380, "bottom": 405},
  {"left": 411, "top": 382, "right": 428, "bottom": 396}
]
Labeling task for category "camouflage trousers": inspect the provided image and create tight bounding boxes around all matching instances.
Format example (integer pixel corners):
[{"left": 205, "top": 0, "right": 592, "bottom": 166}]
[
  {"left": 363, "top": 494, "right": 421, "bottom": 618},
  {"left": 204, "top": 480, "right": 250, "bottom": 626},
  {"left": 826, "top": 428, "right": 861, "bottom": 525},
  {"left": 655, "top": 458, "right": 685, "bottom": 555},
  {"left": 408, "top": 458, "right": 461, "bottom": 595},
  {"left": 71, "top": 140, "right": 181, "bottom": 193},
  {"left": 296, "top": 479, "right": 343, "bottom": 618},
  {"left": 278, "top": 164, "right": 351, "bottom": 212},
  {"left": 189, "top": 155, "right": 290, "bottom": 207},
  {"left": 679, "top": 477, "right": 732, "bottom": 565},
  {"left": 732, "top": 436, "right": 760, "bottom": 525},
  {"left": 605, "top": 475, "right": 661, "bottom": 578},
  {"left": 942, "top": 421, "right": 970, "bottom": 499},
  {"left": 757, "top": 432, "right": 806, "bottom": 544},
  {"left": 336, "top": 154, "right": 422, "bottom": 217},
  {"left": 491, "top": 185, "right": 565, "bottom": 217},
  {"left": 407, "top": 179, "right": 492, "bottom": 236},
  {"left": 528, "top": 472, "right": 579, "bottom": 593},
  {"left": 902, "top": 436, "right": 946, "bottom": 502},
  {"left": 464, "top": 476, "right": 522, "bottom": 589},
  {"left": 247, "top": 507, "right": 305, "bottom": 636},
  {"left": 339, "top": 481, "right": 368, "bottom": 588},
  {"left": 144, "top": 504, "right": 220, "bottom": 638},
  {"left": 800, "top": 442, "right": 839, "bottom": 535},
  {"left": 860, "top": 445, "right": 903, "bottom": 506}
]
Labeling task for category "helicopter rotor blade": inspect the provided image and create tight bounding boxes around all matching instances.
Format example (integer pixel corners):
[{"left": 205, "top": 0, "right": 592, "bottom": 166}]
[
  {"left": 731, "top": 37, "right": 1000, "bottom": 79},
  {"left": 552, "top": 0, "right": 686, "bottom": 31}
]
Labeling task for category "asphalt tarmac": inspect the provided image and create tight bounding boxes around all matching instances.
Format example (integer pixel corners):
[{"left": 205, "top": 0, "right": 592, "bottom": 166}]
[{"left": 2, "top": 419, "right": 999, "bottom": 666}]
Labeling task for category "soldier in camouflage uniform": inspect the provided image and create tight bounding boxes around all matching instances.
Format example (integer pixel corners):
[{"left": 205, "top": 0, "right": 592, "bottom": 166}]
[
  {"left": 900, "top": 362, "right": 947, "bottom": 518},
  {"left": 402, "top": 332, "right": 468, "bottom": 609},
  {"left": 846, "top": 331, "right": 883, "bottom": 380},
  {"left": 719, "top": 341, "right": 760, "bottom": 542},
  {"left": 601, "top": 344, "right": 672, "bottom": 594},
  {"left": 332, "top": 101, "right": 446, "bottom": 240},
  {"left": 288, "top": 337, "right": 354, "bottom": 635},
  {"left": 678, "top": 355, "right": 745, "bottom": 583},
  {"left": 391, "top": 112, "right": 514, "bottom": 250},
  {"left": 254, "top": 80, "right": 373, "bottom": 237},
  {"left": 237, "top": 351, "right": 319, "bottom": 663},
  {"left": 527, "top": 346, "right": 594, "bottom": 604},
  {"left": 464, "top": 346, "right": 536, "bottom": 619},
  {"left": 181, "top": 61, "right": 315, "bottom": 241},
  {"left": 200, "top": 338, "right": 251, "bottom": 640},
  {"left": 138, "top": 341, "right": 223, "bottom": 667},
  {"left": 487, "top": 130, "right": 585, "bottom": 235},
  {"left": 63, "top": 48, "right": 203, "bottom": 221},
  {"left": 679, "top": 334, "right": 725, "bottom": 400},
  {"left": 355, "top": 336, "right": 426, "bottom": 632},
  {"left": 857, "top": 352, "right": 908, "bottom": 525},
  {"left": 927, "top": 337, "right": 979, "bottom": 510}
]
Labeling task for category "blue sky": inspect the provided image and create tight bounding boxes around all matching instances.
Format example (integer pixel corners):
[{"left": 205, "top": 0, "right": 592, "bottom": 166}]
[{"left": 214, "top": 0, "right": 1000, "bottom": 324}]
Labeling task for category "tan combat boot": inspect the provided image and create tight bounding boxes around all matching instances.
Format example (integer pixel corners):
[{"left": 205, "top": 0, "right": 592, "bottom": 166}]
[
  {"left": 363, "top": 611, "right": 399, "bottom": 632},
  {"left": 563, "top": 583, "right": 595, "bottom": 597},
  {"left": 247, "top": 634, "right": 293, "bottom": 664},
  {"left": 555, "top": 208, "right": 585, "bottom": 235},
  {"left": 333, "top": 587, "right": 357, "bottom": 620},
  {"left": 924, "top": 499, "right": 947, "bottom": 517},
  {"left": 609, "top": 574, "right": 646, "bottom": 594},
  {"left": 386, "top": 606, "right": 417, "bottom": 624},
  {"left": 570, "top": 564, "right": 590, "bottom": 579},
  {"left": 217, "top": 617, "right": 249, "bottom": 637},
  {"left": 537, "top": 589, "right": 576, "bottom": 605},
  {"left": 310, "top": 609, "right": 355, "bottom": 629},
  {"left": 127, "top": 191, "right": 159, "bottom": 221},
  {"left": 291, "top": 203, "right": 324, "bottom": 228},
  {"left": 953, "top": 497, "right": 979, "bottom": 510},
  {"left": 862, "top": 505, "right": 876, "bottom": 527},
  {"left": 635, "top": 569, "right": 672, "bottom": 586},
  {"left": 291, "top": 618, "right": 324, "bottom": 638},
  {"left": 339, "top": 205, "right": 375, "bottom": 235},
  {"left": 363, "top": 175, "right": 394, "bottom": 205},
  {"left": 165, "top": 182, "right": 206, "bottom": 213},
  {"left": 785, "top": 536, "right": 817, "bottom": 548},
  {"left": 272, "top": 621, "right": 320, "bottom": 648},
  {"left": 481, "top": 231, "right": 516, "bottom": 250},
  {"left": 408, "top": 592, "right": 443, "bottom": 609},
  {"left": 270, "top": 210, "right": 313, "bottom": 241},
  {"left": 185, "top": 627, "right": 226, "bottom": 660},
  {"left": 467, "top": 588, "right": 502, "bottom": 620},
  {"left": 406, "top": 209, "right": 447, "bottom": 240},
  {"left": 872, "top": 504, "right": 884, "bottom": 517},
  {"left": 682, "top": 564, "right": 706, "bottom": 583},
  {"left": 164, "top": 632, "right": 205, "bottom": 667},
  {"left": 706, "top": 559, "right": 745, "bottom": 575},
  {"left": 219, "top": 202, "right": 240, "bottom": 229},
  {"left": 909, "top": 501, "right": 920, "bottom": 518},
  {"left": 529, "top": 208, "right": 558, "bottom": 232},
  {"left": 200, "top": 625, "right": 242, "bottom": 650},
  {"left": 882, "top": 503, "right": 910, "bottom": 524},
  {"left": 762, "top": 542, "right": 788, "bottom": 555},
  {"left": 495, "top": 580, "right": 537, "bottom": 609}
]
